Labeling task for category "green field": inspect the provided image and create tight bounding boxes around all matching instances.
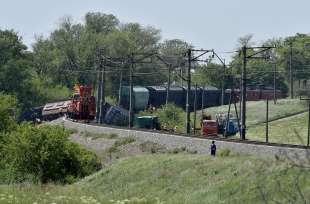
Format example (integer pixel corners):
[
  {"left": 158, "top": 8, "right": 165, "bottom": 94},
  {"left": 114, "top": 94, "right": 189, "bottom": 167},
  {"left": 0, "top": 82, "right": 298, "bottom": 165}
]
[
  {"left": 195, "top": 99, "right": 309, "bottom": 145},
  {"left": 0, "top": 153, "right": 309, "bottom": 204},
  {"left": 200, "top": 99, "right": 307, "bottom": 127},
  {"left": 247, "top": 112, "right": 309, "bottom": 145}
]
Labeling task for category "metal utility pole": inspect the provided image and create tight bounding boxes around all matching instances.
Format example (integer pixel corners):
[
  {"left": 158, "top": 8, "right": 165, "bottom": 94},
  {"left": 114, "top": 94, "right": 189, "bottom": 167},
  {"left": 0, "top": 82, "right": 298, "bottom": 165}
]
[
  {"left": 300, "top": 98, "right": 310, "bottom": 147},
  {"left": 129, "top": 54, "right": 134, "bottom": 128},
  {"left": 241, "top": 46, "right": 247, "bottom": 140},
  {"left": 201, "top": 85, "right": 205, "bottom": 127},
  {"left": 221, "top": 60, "right": 226, "bottom": 105},
  {"left": 118, "top": 70, "right": 123, "bottom": 106},
  {"left": 193, "top": 84, "right": 197, "bottom": 134},
  {"left": 224, "top": 89, "right": 233, "bottom": 138},
  {"left": 232, "top": 90, "right": 242, "bottom": 139},
  {"left": 99, "top": 60, "right": 106, "bottom": 123},
  {"left": 96, "top": 69, "right": 102, "bottom": 123},
  {"left": 127, "top": 52, "right": 156, "bottom": 128},
  {"left": 266, "top": 98, "right": 269, "bottom": 143},
  {"left": 273, "top": 63, "right": 277, "bottom": 104},
  {"left": 289, "top": 42, "right": 293, "bottom": 99},
  {"left": 240, "top": 45, "right": 275, "bottom": 140},
  {"left": 224, "top": 88, "right": 241, "bottom": 138},
  {"left": 185, "top": 49, "right": 213, "bottom": 135},
  {"left": 186, "top": 49, "right": 192, "bottom": 134},
  {"left": 181, "top": 68, "right": 183, "bottom": 87},
  {"left": 166, "top": 64, "right": 172, "bottom": 105},
  {"left": 96, "top": 49, "right": 104, "bottom": 123},
  {"left": 308, "top": 101, "right": 310, "bottom": 147}
]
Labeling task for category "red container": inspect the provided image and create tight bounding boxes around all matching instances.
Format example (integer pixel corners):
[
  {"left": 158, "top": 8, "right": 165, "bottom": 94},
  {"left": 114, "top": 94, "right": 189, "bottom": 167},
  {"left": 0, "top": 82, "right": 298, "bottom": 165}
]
[{"left": 202, "top": 120, "right": 218, "bottom": 137}]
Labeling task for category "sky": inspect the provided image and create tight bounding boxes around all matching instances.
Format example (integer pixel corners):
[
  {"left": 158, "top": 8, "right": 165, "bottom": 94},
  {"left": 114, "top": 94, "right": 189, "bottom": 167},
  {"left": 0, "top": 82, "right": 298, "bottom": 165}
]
[{"left": 1, "top": 0, "right": 310, "bottom": 61}]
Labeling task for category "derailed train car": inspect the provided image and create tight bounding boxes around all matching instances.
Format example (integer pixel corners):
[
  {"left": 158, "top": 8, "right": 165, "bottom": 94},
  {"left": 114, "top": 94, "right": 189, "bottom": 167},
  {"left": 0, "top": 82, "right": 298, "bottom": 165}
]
[{"left": 42, "top": 100, "right": 71, "bottom": 121}]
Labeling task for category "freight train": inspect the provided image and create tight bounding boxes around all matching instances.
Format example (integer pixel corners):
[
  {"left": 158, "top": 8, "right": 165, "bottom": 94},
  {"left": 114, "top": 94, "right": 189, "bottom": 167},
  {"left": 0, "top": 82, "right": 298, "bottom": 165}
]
[
  {"left": 19, "top": 85, "right": 285, "bottom": 123},
  {"left": 119, "top": 85, "right": 285, "bottom": 111}
]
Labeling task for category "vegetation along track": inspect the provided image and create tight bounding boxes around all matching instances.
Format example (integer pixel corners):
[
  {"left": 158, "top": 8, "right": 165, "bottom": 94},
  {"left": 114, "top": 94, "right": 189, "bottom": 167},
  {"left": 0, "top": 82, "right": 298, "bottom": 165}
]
[{"left": 58, "top": 117, "right": 310, "bottom": 161}]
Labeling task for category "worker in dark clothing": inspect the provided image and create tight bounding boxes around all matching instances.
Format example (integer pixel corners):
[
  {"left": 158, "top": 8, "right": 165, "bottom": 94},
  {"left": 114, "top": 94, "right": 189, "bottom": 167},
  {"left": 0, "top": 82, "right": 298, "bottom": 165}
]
[{"left": 211, "top": 141, "right": 216, "bottom": 156}]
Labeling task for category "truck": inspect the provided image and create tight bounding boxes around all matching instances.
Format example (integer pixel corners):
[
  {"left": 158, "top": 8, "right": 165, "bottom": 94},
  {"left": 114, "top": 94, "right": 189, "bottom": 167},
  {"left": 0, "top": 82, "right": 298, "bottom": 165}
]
[{"left": 67, "top": 85, "right": 96, "bottom": 121}]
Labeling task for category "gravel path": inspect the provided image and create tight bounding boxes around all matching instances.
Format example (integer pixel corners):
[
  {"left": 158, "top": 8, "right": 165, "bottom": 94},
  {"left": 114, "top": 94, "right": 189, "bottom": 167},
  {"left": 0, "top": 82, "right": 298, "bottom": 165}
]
[{"left": 60, "top": 118, "right": 310, "bottom": 162}]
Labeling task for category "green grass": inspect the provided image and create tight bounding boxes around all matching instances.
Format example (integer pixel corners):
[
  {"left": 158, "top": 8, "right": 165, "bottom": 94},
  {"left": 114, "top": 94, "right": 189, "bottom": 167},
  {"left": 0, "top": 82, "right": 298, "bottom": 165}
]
[
  {"left": 0, "top": 153, "right": 309, "bottom": 204},
  {"left": 247, "top": 112, "right": 309, "bottom": 145},
  {"left": 200, "top": 99, "right": 306, "bottom": 127}
]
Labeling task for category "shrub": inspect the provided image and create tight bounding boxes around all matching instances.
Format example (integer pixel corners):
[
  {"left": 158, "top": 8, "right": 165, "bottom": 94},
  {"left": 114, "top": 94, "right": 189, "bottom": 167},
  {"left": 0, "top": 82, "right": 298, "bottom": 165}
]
[
  {"left": 219, "top": 149, "right": 231, "bottom": 157},
  {"left": 157, "top": 104, "right": 185, "bottom": 130},
  {"left": 0, "top": 124, "right": 101, "bottom": 183},
  {"left": 0, "top": 94, "right": 18, "bottom": 133},
  {"left": 139, "top": 103, "right": 185, "bottom": 132}
]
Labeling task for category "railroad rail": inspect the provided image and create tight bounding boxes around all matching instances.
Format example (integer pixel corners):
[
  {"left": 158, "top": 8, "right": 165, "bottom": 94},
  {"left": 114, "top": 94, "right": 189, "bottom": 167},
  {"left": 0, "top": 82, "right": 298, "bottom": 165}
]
[{"left": 60, "top": 117, "right": 310, "bottom": 161}]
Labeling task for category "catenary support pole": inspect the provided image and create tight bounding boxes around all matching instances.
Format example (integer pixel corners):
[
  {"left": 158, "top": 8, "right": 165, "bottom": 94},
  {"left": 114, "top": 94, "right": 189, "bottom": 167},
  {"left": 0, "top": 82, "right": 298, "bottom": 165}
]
[
  {"left": 221, "top": 61, "right": 226, "bottom": 105},
  {"left": 273, "top": 63, "right": 277, "bottom": 104},
  {"left": 266, "top": 98, "right": 269, "bottom": 143},
  {"left": 99, "top": 60, "right": 106, "bottom": 123},
  {"left": 186, "top": 49, "right": 192, "bottom": 134},
  {"left": 129, "top": 54, "right": 134, "bottom": 128},
  {"left": 201, "top": 85, "right": 205, "bottom": 115},
  {"left": 201, "top": 85, "right": 205, "bottom": 128},
  {"left": 166, "top": 64, "right": 172, "bottom": 105},
  {"left": 307, "top": 100, "right": 310, "bottom": 147},
  {"left": 224, "top": 89, "right": 233, "bottom": 137},
  {"left": 96, "top": 51, "right": 103, "bottom": 123},
  {"left": 289, "top": 42, "right": 293, "bottom": 99},
  {"left": 241, "top": 46, "right": 247, "bottom": 140},
  {"left": 193, "top": 84, "right": 197, "bottom": 134},
  {"left": 118, "top": 70, "right": 123, "bottom": 106},
  {"left": 232, "top": 90, "right": 242, "bottom": 139},
  {"left": 96, "top": 68, "right": 102, "bottom": 123}
]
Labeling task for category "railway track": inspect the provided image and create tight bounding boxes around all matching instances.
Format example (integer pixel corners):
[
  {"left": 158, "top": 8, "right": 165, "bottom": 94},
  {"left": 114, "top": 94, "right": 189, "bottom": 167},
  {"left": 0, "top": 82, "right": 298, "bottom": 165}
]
[
  {"left": 75, "top": 120, "right": 308, "bottom": 150},
  {"left": 59, "top": 117, "right": 310, "bottom": 161}
]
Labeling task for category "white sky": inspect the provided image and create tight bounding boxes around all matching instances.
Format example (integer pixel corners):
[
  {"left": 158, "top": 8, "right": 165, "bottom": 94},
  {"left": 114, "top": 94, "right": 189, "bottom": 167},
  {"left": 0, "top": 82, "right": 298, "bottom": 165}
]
[{"left": 1, "top": 0, "right": 309, "bottom": 60}]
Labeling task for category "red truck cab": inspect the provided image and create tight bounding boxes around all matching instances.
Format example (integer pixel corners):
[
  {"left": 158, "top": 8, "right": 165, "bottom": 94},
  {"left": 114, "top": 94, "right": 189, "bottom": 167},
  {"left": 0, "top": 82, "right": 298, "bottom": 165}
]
[
  {"left": 202, "top": 120, "right": 218, "bottom": 137},
  {"left": 68, "top": 85, "right": 96, "bottom": 120}
]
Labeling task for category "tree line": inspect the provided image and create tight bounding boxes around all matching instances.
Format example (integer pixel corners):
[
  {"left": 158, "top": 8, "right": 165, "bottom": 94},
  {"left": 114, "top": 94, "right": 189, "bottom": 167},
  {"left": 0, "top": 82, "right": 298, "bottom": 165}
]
[{"left": 1, "top": 12, "right": 310, "bottom": 111}]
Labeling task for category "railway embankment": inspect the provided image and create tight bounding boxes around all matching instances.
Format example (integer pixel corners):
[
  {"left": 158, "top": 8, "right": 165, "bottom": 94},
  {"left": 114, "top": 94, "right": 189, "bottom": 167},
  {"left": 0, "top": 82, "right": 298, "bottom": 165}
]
[{"left": 60, "top": 118, "right": 310, "bottom": 161}]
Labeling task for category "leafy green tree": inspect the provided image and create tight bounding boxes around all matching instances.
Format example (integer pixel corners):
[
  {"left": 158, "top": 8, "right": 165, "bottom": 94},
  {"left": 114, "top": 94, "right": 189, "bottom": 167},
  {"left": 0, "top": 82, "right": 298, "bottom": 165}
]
[
  {"left": 85, "top": 12, "right": 119, "bottom": 34},
  {"left": 229, "top": 35, "right": 288, "bottom": 92},
  {"left": 0, "top": 94, "right": 18, "bottom": 133},
  {"left": 159, "top": 39, "right": 191, "bottom": 66},
  {"left": 192, "top": 63, "right": 225, "bottom": 88},
  {"left": 0, "top": 30, "right": 27, "bottom": 65}
]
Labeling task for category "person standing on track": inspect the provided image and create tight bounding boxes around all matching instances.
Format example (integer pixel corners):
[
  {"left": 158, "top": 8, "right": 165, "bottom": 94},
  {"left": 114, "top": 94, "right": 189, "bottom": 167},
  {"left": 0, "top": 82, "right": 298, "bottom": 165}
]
[{"left": 211, "top": 141, "right": 216, "bottom": 156}]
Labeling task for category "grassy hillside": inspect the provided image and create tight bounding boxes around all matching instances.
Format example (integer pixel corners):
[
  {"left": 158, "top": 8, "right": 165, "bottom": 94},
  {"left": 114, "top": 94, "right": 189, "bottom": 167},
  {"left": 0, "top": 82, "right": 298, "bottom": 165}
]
[
  {"left": 0, "top": 153, "right": 309, "bottom": 204},
  {"left": 247, "top": 112, "right": 309, "bottom": 145},
  {"left": 200, "top": 99, "right": 306, "bottom": 127}
]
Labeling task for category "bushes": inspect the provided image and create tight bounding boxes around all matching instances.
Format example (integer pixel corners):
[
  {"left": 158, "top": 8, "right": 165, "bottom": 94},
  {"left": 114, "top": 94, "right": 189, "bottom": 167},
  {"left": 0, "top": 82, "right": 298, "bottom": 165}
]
[
  {"left": 157, "top": 104, "right": 185, "bottom": 131},
  {"left": 0, "top": 124, "right": 101, "bottom": 184},
  {"left": 140, "top": 103, "right": 185, "bottom": 132},
  {"left": 0, "top": 94, "right": 18, "bottom": 133}
]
